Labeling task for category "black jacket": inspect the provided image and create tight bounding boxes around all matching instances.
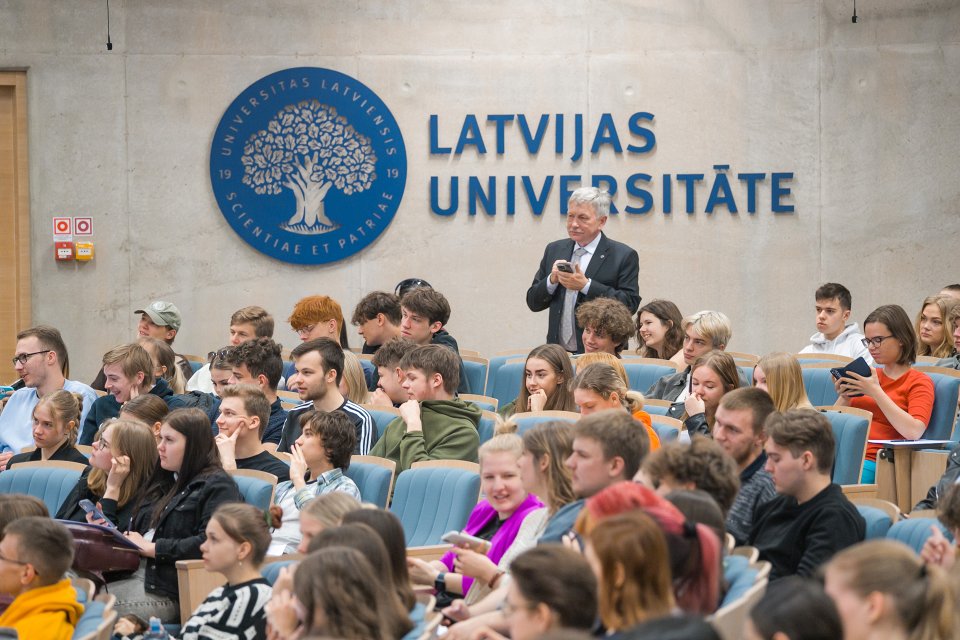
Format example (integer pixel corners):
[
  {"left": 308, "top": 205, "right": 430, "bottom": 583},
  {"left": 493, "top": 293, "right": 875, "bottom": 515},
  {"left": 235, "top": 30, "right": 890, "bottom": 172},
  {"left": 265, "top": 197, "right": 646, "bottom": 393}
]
[
  {"left": 130, "top": 469, "right": 241, "bottom": 599},
  {"left": 7, "top": 440, "right": 90, "bottom": 470},
  {"left": 914, "top": 441, "right": 960, "bottom": 511},
  {"left": 79, "top": 379, "right": 176, "bottom": 445},
  {"left": 54, "top": 466, "right": 139, "bottom": 530},
  {"left": 526, "top": 232, "right": 641, "bottom": 354}
]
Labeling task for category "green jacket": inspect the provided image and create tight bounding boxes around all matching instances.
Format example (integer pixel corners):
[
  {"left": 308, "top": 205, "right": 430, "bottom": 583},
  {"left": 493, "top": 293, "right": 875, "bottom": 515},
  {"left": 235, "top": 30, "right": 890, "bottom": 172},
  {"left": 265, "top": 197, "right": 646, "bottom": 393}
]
[{"left": 370, "top": 399, "right": 481, "bottom": 472}]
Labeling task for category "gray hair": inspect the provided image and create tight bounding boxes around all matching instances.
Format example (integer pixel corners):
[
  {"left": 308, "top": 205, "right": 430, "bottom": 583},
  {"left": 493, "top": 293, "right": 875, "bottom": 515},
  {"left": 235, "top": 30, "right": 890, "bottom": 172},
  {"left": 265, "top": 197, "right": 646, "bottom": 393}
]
[{"left": 568, "top": 186, "right": 611, "bottom": 218}]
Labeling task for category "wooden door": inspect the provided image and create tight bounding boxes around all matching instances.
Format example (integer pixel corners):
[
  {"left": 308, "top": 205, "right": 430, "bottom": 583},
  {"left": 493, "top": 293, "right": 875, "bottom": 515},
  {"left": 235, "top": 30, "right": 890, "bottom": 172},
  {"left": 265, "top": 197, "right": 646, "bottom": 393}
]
[{"left": 0, "top": 71, "right": 31, "bottom": 383}]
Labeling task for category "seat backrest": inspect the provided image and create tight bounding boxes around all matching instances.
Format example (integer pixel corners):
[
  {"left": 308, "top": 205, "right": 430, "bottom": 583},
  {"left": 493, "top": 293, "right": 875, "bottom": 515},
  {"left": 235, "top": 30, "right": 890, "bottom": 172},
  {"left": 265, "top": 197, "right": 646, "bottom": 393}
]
[
  {"left": 802, "top": 365, "right": 840, "bottom": 406},
  {"left": 489, "top": 361, "right": 525, "bottom": 407},
  {"left": 855, "top": 504, "right": 893, "bottom": 539},
  {"left": 0, "top": 464, "right": 84, "bottom": 514},
  {"left": 485, "top": 351, "right": 529, "bottom": 395},
  {"left": 737, "top": 365, "right": 754, "bottom": 386},
  {"left": 461, "top": 393, "right": 498, "bottom": 413},
  {"left": 389, "top": 466, "right": 481, "bottom": 546},
  {"left": 261, "top": 558, "right": 298, "bottom": 585},
  {"left": 623, "top": 362, "right": 678, "bottom": 394},
  {"left": 512, "top": 411, "right": 580, "bottom": 435},
  {"left": 461, "top": 358, "right": 489, "bottom": 397},
  {"left": 477, "top": 412, "right": 497, "bottom": 445},
  {"left": 72, "top": 600, "right": 104, "bottom": 640},
  {"left": 923, "top": 371, "right": 960, "bottom": 440},
  {"left": 711, "top": 578, "right": 767, "bottom": 640},
  {"left": 650, "top": 414, "right": 681, "bottom": 443},
  {"left": 360, "top": 404, "right": 401, "bottom": 442},
  {"left": 819, "top": 410, "right": 869, "bottom": 485},
  {"left": 886, "top": 517, "right": 951, "bottom": 554},
  {"left": 229, "top": 473, "right": 275, "bottom": 511},
  {"left": 344, "top": 460, "right": 395, "bottom": 508}
]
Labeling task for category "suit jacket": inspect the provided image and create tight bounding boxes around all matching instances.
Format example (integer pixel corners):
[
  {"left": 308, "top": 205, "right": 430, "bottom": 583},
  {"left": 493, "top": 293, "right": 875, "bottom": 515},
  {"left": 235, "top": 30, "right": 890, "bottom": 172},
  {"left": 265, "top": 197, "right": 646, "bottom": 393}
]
[{"left": 526, "top": 232, "right": 640, "bottom": 352}]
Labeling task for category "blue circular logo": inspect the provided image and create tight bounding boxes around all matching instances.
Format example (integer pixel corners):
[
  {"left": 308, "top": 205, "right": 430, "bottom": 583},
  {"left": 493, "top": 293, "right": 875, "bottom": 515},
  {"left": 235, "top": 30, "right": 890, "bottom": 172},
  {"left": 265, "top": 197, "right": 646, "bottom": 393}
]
[{"left": 210, "top": 67, "right": 406, "bottom": 264}]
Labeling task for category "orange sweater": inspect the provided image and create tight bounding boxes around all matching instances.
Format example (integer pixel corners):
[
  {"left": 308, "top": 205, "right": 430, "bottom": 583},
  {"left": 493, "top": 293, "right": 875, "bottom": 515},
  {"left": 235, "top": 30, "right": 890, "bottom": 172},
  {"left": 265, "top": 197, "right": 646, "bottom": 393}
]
[
  {"left": 632, "top": 410, "right": 661, "bottom": 451},
  {"left": 851, "top": 368, "right": 934, "bottom": 461}
]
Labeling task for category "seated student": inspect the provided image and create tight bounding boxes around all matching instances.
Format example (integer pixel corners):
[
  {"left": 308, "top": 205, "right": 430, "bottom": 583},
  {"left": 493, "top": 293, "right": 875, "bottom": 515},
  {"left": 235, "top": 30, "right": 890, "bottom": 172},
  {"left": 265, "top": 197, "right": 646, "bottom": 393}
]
[
  {"left": 296, "top": 492, "right": 361, "bottom": 553},
  {"left": 748, "top": 409, "right": 865, "bottom": 580},
  {"left": 265, "top": 548, "right": 405, "bottom": 639},
  {"left": 835, "top": 304, "right": 934, "bottom": 483},
  {"left": 458, "top": 546, "right": 598, "bottom": 640},
  {"left": 408, "top": 434, "right": 543, "bottom": 606},
  {"left": 7, "top": 390, "right": 89, "bottom": 469},
  {"left": 225, "top": 337, "right": 287, "bottom": 444},
  {"left": 746, "top": 576, "right": 843, "bottom": 640},
  {"left": 399, "top": 286, "right": 471, "bottom": 394},
  {"left": 173, "top": 347, "right": 238, "bottom": 424},
  {"left": 576, "top": 482, "right": 722, "bottom": 615},
  {"left": 0, "top": 326, "right": 97, "bottom": 466},
  {"left": 368, "top": 336, "right": 418, "bottom": 407},
  {"left": 935, "top": 303, "right": 960, "bottom": 369},
  {"left": 369, "top": 344, "right": 481, "bottom": 472},
  {"left": 635, "top": 299, "right": 685, "bottom": 360},
  {"left": 340, "top": 350, "right": 372, "bottom": 405},
  {"left": 799, "top": 283, "right": 874, "bottom": 364},
  {"left": 679, "top": 351, "right": 741, "bottom": 437},
  {"left": 585, "top": 511, "right": 675, "bottom": 634},
  {"left": 341, "top": 510, "right": 424, "bottom": 636},
  {"left": 539, "top": 410, "right": 650, "bottom": 543},
  {"left": 139, "top": 336, "right": 186, "bottom": 394},
  {"left": 941, "top": 284, "right": 960, "bottom": 300},
  {"left": 664, "top": 489, "right": 727, "bottom": 550},
  {"left": 712, "top": 387, "right": 777, "bottom": 545},
  {"left": 646, "top": 310, "right": 740, "bottom": 401},
  {"left": 214, "top": 385, "right": 290, "bottom": 481},
  {"left": 92, "top": 301, "right": 192, "bottom": 391},
  {"left": 120, "top": 387, "right": 170, "bottom": 441},
  {"left": 0, "top": 496, "right": 48, "bottom": 616},
  {"left": 187, "top": 305, "right": 275, "bottom": 393},
  {"left": 574, "top": 297, "right": 636, "bottom": 356},
  {"left": 641, "top": 437, "right": 740, "bottom": 517},
  {"left": 113, "top": 408, "right": 242, "bottom": 623},
  {"left": 916, "top": 294, "right": 960, "bottom": 359},
  {"left": 269, "top": 411, "right": 360, "bottom": 555},
  {"left": 572, "top": 362, "right": 659, "bottom": 448},
  {"left": 0, "top": 517, "right": 83, "bottom": 639},
  {"left": 753, "top": 352, "right": 813, "bottom": 412},
  {"left": 825, "top": 540, "right": 956, "bottom": 640},
  {"left": 80, "top": 343, "right": 174, "bottom": 445},
  {"left": 499, "top": 344, "right": 577, "bottom": 418},
  {"left": 276, "top": 338, "right": 373, "bottom": 454},
  {"left": 287, "top": 294, "right": 350, "bottom": 349},
  {"left": 352, "top": 290, "right": 403, "bottom": 354},
  {"left": 921, "top": 483, "right": 960, "bottom": 570},
  {"left": 119, "top": 503, "right": 274, "bottom": 640},
  {"left": 56, "top": 418, "right": 156, "bottom": 529}
]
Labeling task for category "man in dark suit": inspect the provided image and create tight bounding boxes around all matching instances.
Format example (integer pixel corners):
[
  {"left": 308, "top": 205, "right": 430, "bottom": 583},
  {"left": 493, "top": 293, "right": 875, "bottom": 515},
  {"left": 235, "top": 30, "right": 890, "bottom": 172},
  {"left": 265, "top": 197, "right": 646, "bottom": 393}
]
[{"left": 526, "top": 187, "right": 641, "bottom": 353}]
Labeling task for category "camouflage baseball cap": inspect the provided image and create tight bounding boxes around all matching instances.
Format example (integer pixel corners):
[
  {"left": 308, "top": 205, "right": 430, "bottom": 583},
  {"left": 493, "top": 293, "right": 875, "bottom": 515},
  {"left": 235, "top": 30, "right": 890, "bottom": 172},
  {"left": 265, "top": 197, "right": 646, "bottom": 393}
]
[{"left": 134, "top": 301, "right": 182, "bottom": 331}]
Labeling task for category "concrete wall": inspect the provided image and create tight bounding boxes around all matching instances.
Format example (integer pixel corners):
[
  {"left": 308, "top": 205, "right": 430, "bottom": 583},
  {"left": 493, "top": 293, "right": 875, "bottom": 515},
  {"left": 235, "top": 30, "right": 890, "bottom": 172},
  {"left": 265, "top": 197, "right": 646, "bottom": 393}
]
[{"left": 1, "top": 0, "right": 958, "bottom": 381}]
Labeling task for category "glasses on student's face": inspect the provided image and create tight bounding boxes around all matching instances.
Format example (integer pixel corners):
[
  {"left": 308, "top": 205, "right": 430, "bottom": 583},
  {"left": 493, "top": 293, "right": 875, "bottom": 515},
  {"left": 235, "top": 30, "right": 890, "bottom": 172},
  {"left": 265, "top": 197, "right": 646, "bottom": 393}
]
[
  {"left": 11, "top": 350, "right": 51, "bottom": 367},
  {"left": 94, "top": 435, "right": 111, "bottom": 450},
  {"left": 0, "top": 551, "right": 34, "bottom": 575},
  {"left": 295, "top": 324, "right": 317, "bottom": 337},
  {"left": 861, "top": 335, "right": 895, "bottom": 348}
]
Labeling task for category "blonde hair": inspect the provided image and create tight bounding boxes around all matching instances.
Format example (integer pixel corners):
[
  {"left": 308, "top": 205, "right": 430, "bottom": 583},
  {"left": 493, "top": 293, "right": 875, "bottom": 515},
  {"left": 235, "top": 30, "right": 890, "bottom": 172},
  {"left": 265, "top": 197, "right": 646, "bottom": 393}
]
[
  {"left": 755, "top": 352, "right": 813, "bottom": 412},
  {"left": 573, "top": 363, "right": 644, "bottom": 414},
  {"left": 33, "top": 390, "right": 83, "bottom": 447},
  {"left": 87, "top": 419, "right": 159, "bottom": 507},
  {"left": 683, "top": 310, "right": 732, "bottom": 349},
  {"left": 138, "top": 337, "right": 185, "bottom": 393},
  {"left": 916, "top": 295, "right": 960, "bottom": 358},
  {"left": 479, "top": 433, "right": 523, "bottom": 463},
  {"left": 828, "top": 540, "right": 957, "bottom": 640},
  {"left": 340, "top": 351, "right": 371, "bottom": 405},
  {"left": 301, "top": 492, "right": 362, "bottom": 529}
]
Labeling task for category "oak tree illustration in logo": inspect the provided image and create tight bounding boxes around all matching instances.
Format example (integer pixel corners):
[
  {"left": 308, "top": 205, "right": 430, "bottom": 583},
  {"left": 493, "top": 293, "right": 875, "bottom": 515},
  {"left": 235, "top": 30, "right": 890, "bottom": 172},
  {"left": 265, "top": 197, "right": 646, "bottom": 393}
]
[{"left": 240, "top": 100, "right": 377, "bottom": 235}]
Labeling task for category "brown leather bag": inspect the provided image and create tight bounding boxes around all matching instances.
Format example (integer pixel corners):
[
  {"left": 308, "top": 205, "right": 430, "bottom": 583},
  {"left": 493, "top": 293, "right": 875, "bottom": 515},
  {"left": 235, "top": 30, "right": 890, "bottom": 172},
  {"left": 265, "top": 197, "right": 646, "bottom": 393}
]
[{"left": 59, "top": 520, "right": 141, "bottom": 589}]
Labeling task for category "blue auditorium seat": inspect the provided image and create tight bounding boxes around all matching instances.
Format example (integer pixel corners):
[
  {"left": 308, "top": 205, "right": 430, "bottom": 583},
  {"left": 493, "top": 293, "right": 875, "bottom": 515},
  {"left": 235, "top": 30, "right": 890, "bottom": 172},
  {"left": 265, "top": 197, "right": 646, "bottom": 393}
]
[
  {"left": 345, "top": 458, "right": 394, "bottom": 508},
  {"left": 0, "top": 463, "right": 85, "bottom": 514},
  {"left": 389, "top": 466, "right": 480, "bottom": 546},
  {"left": 819, "top": 410, "right": 869, "bottom": 485}
]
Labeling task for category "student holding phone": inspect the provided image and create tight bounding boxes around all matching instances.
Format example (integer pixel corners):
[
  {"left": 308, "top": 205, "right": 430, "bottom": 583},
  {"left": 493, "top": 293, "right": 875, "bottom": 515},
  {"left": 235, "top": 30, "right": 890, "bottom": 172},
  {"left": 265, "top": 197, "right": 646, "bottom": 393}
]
[
  {"left": 407, "top": 433, "right": 543, "bottom": 606},
  {"left": 833, "top": 305, "right": 935, "bottom": 483},
  {"left": 56, "top": 418, "right": 158, "bottom": 530}
]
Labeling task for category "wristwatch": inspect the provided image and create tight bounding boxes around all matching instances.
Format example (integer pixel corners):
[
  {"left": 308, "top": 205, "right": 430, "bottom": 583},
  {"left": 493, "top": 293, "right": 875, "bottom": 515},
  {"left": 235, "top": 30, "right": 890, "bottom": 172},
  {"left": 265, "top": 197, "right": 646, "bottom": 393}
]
[{"left": 434, "top": 572, "right": 446, "bottom": 593}]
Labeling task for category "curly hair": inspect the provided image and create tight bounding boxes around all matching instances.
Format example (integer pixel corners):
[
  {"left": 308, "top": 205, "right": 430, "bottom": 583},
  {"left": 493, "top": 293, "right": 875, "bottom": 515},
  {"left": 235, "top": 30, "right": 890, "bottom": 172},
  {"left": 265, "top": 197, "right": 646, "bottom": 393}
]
[
  {"left": 227, "top": 337, "right": 283, "bottom": 390},
  {"left": 642, "top": 437, "right": 740, "bottom": 516},
  {"left": 575, "top": 298, "right": 636, "bottom": 353},
  {"left": 302, "top": 410, "right": 356, "bottom": 470}
]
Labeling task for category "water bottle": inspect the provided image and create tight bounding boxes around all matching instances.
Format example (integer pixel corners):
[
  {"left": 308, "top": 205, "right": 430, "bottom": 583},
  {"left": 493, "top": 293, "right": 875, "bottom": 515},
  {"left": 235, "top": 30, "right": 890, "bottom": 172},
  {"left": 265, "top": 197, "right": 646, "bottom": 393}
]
[{"left": 143, "top": 616, "right": 166, "bottom": 639}]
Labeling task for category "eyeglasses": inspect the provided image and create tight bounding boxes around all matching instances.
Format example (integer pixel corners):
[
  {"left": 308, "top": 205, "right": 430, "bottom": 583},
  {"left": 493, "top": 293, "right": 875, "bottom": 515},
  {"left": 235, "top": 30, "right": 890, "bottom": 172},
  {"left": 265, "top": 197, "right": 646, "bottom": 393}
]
[
  {"left": 11, "top": 350, "right": 51, "bottom": 367},
  {"left": 94, "top": 436, "right": 111, "bottom": 450},
  {"left": 295, "top": 324, "right": 317, "bottom": 337},
  {"left": 394, "top": 278, "right": 431, "bottom": 297},
  {"left": 861, "top": 336, "right": 896, "bottom": 348},
  {"left": 0, "top": 551, "right": 34, "bottom": 574}
]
